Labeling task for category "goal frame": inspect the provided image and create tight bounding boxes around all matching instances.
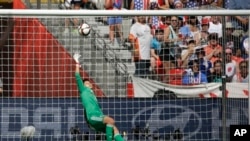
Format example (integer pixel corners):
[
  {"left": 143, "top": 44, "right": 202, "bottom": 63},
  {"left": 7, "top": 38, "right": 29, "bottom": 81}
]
[{"left": 0, "top": 9, "right": 249, "bottom": 141}]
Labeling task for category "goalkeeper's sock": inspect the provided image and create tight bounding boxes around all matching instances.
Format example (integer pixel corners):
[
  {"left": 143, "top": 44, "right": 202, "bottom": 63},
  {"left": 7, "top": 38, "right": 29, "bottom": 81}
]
[
  {"left": 106, "top": 124, "right": 113, "bottom": 141},
  {"left": 114, "top": 133, "right": 124, "bottom": 141}
]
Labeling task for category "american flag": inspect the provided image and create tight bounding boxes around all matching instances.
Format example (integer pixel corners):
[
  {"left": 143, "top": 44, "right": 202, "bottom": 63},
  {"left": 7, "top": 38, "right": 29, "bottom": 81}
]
[
  {"left": 152, "top": 16, "right": 159, "bottom": 29},
  {"left": 134, "top": 0, "right": 147, "bottom": 10}
]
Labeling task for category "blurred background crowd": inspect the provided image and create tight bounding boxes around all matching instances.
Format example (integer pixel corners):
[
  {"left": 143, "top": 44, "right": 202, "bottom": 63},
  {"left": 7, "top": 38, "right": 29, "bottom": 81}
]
[{"left": 61, "top": 0, "right": 250, "bottom": 85}]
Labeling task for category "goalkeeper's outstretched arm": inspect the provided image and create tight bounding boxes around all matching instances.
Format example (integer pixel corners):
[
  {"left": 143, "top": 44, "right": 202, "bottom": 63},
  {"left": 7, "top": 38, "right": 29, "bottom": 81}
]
[
  {"left": 73, "top": 53, "right": 85, "bottom": 93},
  {"left": 74, "top": 53, "right": 81, "bottom": 73}
]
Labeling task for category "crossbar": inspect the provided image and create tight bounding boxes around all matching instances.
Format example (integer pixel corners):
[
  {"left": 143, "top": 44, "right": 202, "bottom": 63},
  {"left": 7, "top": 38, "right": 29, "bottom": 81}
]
[{"left": 0, "top": 9, "right": 250, "bottom": 16}]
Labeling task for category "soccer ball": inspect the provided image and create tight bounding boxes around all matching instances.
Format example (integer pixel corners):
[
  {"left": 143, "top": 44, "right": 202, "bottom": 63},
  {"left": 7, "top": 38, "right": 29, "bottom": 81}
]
[
  {"left": 20, "top": 125, "right": 36, "bottom": 140},
  {"left": 78, "top": 23, "right": 91, "bottom": 36}
]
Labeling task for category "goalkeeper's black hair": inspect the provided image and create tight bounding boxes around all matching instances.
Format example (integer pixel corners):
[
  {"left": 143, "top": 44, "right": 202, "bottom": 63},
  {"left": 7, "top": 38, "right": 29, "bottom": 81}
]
[{"left": 82, "top": 79, "right": 90, "bottom": 83}]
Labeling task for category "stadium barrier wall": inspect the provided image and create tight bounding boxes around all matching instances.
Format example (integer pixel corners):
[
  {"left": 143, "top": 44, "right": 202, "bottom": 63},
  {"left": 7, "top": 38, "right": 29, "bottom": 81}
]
[{"left": 0, "top": 98, "right": 248, "bottom": 141}]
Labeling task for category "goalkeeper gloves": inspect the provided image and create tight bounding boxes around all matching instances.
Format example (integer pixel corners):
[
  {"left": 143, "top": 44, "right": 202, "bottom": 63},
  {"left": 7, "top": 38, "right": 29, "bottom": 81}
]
[{"left": 73, "top": 53, "right": 81, "bottom": 64}]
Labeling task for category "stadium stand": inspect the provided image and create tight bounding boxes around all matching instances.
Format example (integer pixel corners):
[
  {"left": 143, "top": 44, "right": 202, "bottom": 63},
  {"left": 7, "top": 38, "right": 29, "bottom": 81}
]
[{"left": 21, "top": 0, "right": 132, "bottom": 97}]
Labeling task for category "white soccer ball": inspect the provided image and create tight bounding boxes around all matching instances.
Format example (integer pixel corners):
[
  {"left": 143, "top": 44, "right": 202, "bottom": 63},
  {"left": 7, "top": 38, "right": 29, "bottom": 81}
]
[
  {"left": 20, "top": 125, "right": 36, "bottom": 140},
  {"left": 78, "top": 23, "right": 91, "bottom": 36}
]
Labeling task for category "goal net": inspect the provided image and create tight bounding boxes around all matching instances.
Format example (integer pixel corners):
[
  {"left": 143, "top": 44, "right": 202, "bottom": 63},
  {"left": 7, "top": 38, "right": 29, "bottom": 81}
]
[{"left": 0, "top": 0, "right": 249, "bottom": 141}]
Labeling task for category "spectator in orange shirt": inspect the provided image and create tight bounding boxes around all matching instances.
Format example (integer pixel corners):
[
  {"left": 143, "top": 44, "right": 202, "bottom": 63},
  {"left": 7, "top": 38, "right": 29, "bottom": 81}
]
[{"left": 204, "top": 33, "right": 222, "bottom": 63}]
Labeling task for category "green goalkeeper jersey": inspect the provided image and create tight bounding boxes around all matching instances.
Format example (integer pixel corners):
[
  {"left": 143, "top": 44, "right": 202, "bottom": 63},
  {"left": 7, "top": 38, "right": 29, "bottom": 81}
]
[{"left": 75, "top": 73, "right": 103, "bottom": 120}]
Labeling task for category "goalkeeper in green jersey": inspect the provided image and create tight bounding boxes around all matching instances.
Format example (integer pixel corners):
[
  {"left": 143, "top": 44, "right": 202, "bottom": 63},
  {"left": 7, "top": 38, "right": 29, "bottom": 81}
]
[{"left": 73, "top": 53, "right": 124, "bottom": 141}]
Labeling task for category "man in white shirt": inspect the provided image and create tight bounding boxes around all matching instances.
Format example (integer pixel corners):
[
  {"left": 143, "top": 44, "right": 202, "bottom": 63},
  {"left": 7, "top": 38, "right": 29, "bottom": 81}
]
[
  {"left": 208, "top": 16, "right": 222, "bottom": 38},
  {"left": 129, "top": 16, "right": 152, "bottom": 78}
]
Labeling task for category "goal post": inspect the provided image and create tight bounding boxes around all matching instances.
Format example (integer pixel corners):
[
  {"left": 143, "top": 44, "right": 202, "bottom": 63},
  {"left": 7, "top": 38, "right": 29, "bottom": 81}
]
[{"left": 0, "top": 7, "right": 249, "bottom": 141}]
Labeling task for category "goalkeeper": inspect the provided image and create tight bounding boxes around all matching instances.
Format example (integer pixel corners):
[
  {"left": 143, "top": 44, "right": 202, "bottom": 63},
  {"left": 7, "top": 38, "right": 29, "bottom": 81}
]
[{"left": 73, "top": 53, "right": 124, "bottom": 141}]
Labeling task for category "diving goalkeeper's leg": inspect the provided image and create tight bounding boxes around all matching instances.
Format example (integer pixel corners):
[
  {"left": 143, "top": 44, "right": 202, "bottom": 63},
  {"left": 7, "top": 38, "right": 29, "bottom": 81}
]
[{"left": 104, "top": 116, "right": 124, "bottom": 141}]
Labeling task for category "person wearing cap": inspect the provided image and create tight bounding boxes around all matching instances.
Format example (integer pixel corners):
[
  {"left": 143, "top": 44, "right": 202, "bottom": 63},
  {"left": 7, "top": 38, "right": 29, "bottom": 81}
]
[{"left": 201, "top": 18, "right": 209, "bottom": 32}]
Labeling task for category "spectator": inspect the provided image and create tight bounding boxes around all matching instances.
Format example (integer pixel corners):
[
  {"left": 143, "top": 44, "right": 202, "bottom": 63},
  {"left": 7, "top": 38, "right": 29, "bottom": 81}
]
[
  {"left": 196, "top": 48, "right": 212, "bottom": 77},
  {"left": 228, "top": 0, "right": 250, "bottom": 10},
  {"left": 232, "top": 48, "right": 244, "bottom": 65},
  {"left": 208, "top": 60, "right": 222, "bottom": 82},
  {"left": 232, "top": 60, "right": 249, "bottom": 83},
  {"left": 216, "top": 0, "right": 223, "bottom": 7},
  {"left": 240, "top": 36, "right": 249, "bottom": 59},
  {"left": 105, "top": 0, "right": 123, "bottom": 45},
  {"left": 225, "top": 48, "right": 237, "bottom": 82},
  {"left": 161, "top": 16, "right": 182, "bottom": 83},
  {"left": 208, "top": 16, "right": 222, "bottom": 38},
  {"left": 200, "top": 17, "right": 210, "bottom": 45},
  {"left": 157, "top": 0, "right": 170, "bottom": 9},
  {"left": 162, "top": 16, "right": 172, "bottom": 27},
  {"left": 231, "top": 16, "right": 249, "bottom": 37},
  {"left": 224, "top": 22, "right": 240, "bottom": 50},
  {"left": 200, "top": 30, "right": 209, "bottom": 45},
  {"left": 81, "top": 0, "right": 98, "bottom": 9},
  {"left": 149, "top": 0, "right": 160, "bottom": 35},
  {"left": 201, "top": 17, "right": 209, "bottom": 32},
  {"left": 168, "top": 0, "right": 175, "bottom": 8},
  {"left": 202, "top": 0, "right": 220, "bottom": 7},
  {"left": 188, "top": 16, "right": 201, "bottom": 45},
  {"left": 181, "top": 39, "right": 197, "bottom": 67},
  {"left": 63, "top": 0, "right": 82, "bottom": 35},
  {"left": 182, "top": 60, "right": 208, "bottom": 85},
  {"left": 178, "top": 16, "right": 191, "bottom": 41},
  {"left": 130, "top": 0, "right": 149, "bottom": 24},
  {"left": 129, "top": 16, "right": 152, "bottom": 78},
  {"left": 158, "top": 16, "right": 170, "bottom": 29},
  {"left": 174, "top": 0, "right": 184, "bottom": 9},
  {"left": 228, "top": 0, "right": 250, "bottom": 36},
  {"left": 168, "top": 55, "right": 185, "bottom": 85},
  {"left": 150, "top": 29, "right": 164, "bottom": 76},
  {"left": 204, "top": 33, "right": 222, "bottom": 63}
]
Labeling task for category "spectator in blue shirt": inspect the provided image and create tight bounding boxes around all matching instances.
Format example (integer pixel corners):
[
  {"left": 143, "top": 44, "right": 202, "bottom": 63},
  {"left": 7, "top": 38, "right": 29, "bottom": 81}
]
[
  {"left": 150, "top": 29, "right": 164, "bottom": 76},
  {"left": 182, "top": 60, "right": 208, "bottom": 85}
]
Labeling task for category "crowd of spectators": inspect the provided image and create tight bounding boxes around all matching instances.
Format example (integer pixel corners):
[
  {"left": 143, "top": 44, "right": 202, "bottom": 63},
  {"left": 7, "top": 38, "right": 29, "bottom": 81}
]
[
  {"left": 127, "top": 0, "right": 249, "bottom": 85},
  {"left": 61, "top": 0, "right": 249, "bottom": 85}
]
